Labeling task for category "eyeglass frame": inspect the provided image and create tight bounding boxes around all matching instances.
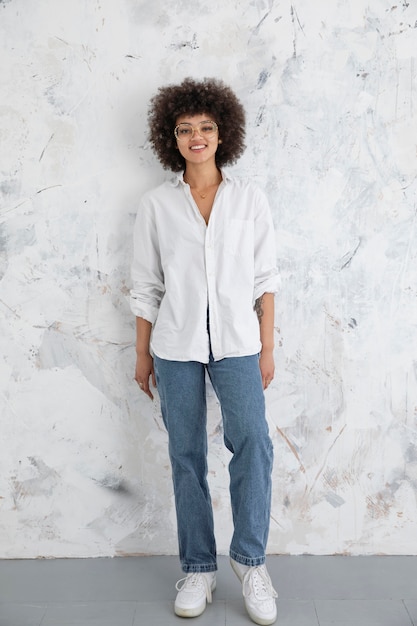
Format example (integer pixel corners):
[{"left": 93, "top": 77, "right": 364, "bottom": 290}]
[{"left": 174, "top": 120, "right": 219, "bottom": 142}]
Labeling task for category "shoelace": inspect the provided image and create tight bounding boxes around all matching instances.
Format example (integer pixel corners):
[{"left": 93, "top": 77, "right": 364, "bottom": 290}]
[
  {"left": 242, "top": 566, "right": 278, "bottom": 600},
  {"left": 175, "top": 573, "right": 214, "bottom": 604}
]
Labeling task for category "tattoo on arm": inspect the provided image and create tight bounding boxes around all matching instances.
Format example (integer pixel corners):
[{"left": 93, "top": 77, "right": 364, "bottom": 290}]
[{"left": 254, "top": 296, "right": 264, "bottom": 324}]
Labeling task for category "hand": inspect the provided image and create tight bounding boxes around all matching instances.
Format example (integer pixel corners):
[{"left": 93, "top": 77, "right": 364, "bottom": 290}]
[
  {"left": 135, "top": 352, "right": 156, "bottom": 400},
  {"left": 259, "top": 348, "right": 275, "bottom": 390}
]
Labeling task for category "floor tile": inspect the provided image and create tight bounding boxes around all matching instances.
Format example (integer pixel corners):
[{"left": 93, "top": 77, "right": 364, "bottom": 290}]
[
  {"left": 225, "top": 597, "right": 320, "bottom": 625},
  {"left": 0, "top": 603, "right": 46, "bottom": 626},
  {"left": 277, "top": 599, "right": 319, "bottom": 625},
  {"left": 40, "top": 602, "right": 137, "bottom": 626},
  {"left": 224, "top": 597, "right": 252, "bottom": 625},
  {"left": 0, "top": 557, "right": 180, "bottom": 603},
  {"left": 270, "top": 556, "right": 417, "bottom": 600},
  {"left": 2, "top": 556, "right": 417, "bottom": 604},
  {"left": 132, "top": 602, "right": 175, "bottom": 626},
  {"left": 1, "top": 556, "right": 417, "bottom": 626},
  {"left": 132, "top": 600, "right": 226, "bottom": 625},
  {"left": 315, "top": 599, "right": 413, "bottom": 625},
  {"left": 404, "top": 600, "right": 417, "bottom": 624}
]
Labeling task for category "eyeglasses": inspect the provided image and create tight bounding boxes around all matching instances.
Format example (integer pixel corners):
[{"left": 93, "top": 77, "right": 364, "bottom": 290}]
[{"left": 174, "top": 120, "right": 218, "bottom": 142}]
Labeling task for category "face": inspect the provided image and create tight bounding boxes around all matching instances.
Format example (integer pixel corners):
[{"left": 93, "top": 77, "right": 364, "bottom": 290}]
[{"left": 174, "top": 113, "right": 220, "bottom": 166}]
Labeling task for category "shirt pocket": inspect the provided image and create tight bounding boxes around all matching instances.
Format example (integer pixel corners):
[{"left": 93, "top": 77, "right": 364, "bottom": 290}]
[{"left": 224, "top": 219, "right": 254, "bottom": 257}]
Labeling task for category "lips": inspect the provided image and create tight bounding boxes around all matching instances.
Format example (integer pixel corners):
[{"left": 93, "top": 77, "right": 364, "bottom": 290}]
[{"left": 190, "top": 144, "right": 206, "bottom": 151}]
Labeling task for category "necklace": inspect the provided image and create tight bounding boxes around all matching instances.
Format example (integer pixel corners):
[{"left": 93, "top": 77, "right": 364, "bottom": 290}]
[{"left": 183, "top": 175, "right": 221, "bottom": 200}]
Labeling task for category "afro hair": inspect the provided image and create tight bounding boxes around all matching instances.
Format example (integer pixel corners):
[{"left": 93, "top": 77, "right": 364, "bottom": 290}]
[{"left": 147, "top": 77, "right": 246, "bottom": 172}]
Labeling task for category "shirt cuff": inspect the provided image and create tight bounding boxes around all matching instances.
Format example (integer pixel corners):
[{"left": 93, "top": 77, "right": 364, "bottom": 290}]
[
  {"left": 129, "top": 297, "right": 159, "bottom": 324},
  {"left": 253, "top": 274, "right": 279, "bottom": 304}
]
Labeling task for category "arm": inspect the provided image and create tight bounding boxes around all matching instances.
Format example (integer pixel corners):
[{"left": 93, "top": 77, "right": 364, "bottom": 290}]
[
  {"left": 134, "top": 316, "right": 156, "bottom": 400},
  {"left": 254, "top": 292, "right": 275, "bottom": 389},
  {"left": 252, "top": 187, "right": 278, "bottom": 389},
  {"left": 130, "top": 198, "right": 163, "bottom": 400}
]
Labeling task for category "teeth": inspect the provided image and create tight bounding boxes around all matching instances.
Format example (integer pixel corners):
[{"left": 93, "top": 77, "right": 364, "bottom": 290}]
[{"left": 191, "top": 145, "right": 205, "bottom": 150}]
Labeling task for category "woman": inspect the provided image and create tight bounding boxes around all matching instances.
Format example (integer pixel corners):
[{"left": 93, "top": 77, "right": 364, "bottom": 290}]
[{"left": 130, "top": 77, "right": 278, "bottom": 625}]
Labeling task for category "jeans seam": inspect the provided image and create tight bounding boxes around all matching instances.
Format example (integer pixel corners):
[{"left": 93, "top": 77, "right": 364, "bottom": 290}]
[
  {"left": 182, "top": 563, "right": 218, "bottom": 573},
  {"left": 230, "top": 549, "right": 266, "bottom": 566}
]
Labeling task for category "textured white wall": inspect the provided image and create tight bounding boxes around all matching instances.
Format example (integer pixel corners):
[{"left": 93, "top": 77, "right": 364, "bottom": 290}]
[{"left": 1, "top": 0, "right": 416, "bottom": 558}]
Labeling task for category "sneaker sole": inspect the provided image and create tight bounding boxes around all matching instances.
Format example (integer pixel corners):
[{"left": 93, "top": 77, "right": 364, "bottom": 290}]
[
  {"left": 174, "top": 603, "right": 206, "bottom": 618},
  {"left": 246, "top": 606, "right": 277, "bottom": 626}
]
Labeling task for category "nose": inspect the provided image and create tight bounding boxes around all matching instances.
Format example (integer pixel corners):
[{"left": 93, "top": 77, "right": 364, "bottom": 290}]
[{"left": 190, "top": 127, "right": 203, "bottom": 139}]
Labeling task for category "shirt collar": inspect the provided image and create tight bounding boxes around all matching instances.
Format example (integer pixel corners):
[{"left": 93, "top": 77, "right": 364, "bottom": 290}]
[{"left": 170, "top": 168, "right": 232, "bottom": 187}]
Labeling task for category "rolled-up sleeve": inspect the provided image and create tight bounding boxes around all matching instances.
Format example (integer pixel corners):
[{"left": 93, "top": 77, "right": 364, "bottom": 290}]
[
  {"left": 253, "top": 188, "right": 279, "bottom": 303},
  {"left": 130, "top": 199, "right": 164, "bottom": 324}
]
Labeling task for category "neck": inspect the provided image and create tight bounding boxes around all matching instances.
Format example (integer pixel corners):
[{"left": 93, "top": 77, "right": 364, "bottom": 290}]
[{"left": 183, "top": 162, "right": 222, "bottom": 189}]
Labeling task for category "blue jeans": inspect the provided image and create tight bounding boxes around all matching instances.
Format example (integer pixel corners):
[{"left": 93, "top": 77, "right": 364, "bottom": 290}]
[{"left": 153, "top": 352, "right": 274, "bottom": 573}]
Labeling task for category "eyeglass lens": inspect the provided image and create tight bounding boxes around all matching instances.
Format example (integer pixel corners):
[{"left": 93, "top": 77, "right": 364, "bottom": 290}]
[{"left": 175, "top": 121, "right": 217, "bottom": 140}]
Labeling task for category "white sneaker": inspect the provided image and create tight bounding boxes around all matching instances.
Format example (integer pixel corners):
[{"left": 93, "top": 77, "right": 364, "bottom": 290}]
[
  {"left": 231, "top": 559, "right": 278, "bottom": 625},
  {"left": 174, "top": 571, "right": 216, "bottom": 618}
]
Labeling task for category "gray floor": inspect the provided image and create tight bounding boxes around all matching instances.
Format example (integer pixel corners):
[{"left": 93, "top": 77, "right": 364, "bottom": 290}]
[{"left": 0, "top": 555, "right": 417, "bottom": 625}]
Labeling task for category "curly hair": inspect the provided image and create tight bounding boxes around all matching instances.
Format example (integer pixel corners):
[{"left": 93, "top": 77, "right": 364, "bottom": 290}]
[{"left": 147, "top": 77, "right": 246, "bottom": 172}]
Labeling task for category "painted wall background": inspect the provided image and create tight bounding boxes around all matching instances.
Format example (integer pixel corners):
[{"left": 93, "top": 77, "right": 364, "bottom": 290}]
[{"left": 1, "top": 0, "right": 416, "bottom": 558}]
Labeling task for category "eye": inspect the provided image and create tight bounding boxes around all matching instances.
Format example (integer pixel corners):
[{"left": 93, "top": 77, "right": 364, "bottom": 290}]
[{"left": 178, "top": 125, "right": 192, "bottom": 135}]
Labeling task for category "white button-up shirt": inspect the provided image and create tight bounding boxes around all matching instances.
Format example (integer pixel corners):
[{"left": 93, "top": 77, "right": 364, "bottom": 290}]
[{"left": 130, "top": 170, "right": 278, "bottom": 363}]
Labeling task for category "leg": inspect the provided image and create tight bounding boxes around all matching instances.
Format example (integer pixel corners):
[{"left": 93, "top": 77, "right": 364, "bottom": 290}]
[
  {"left": 207, "top": 354, "right": 273, "bottom": 566},
  {"left": 153, "top": 355, "right": 217, "bottom": 573}
]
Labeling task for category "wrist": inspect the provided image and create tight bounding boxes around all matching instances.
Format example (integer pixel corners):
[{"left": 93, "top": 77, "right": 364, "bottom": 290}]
[{"left": 136, "top": 348, "right": 151, "bottom": 357}]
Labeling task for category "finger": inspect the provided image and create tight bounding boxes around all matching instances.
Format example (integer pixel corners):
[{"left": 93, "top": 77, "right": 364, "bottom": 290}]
[{"left": 138, "top": 380, "right": 154, "bottom": 401}]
